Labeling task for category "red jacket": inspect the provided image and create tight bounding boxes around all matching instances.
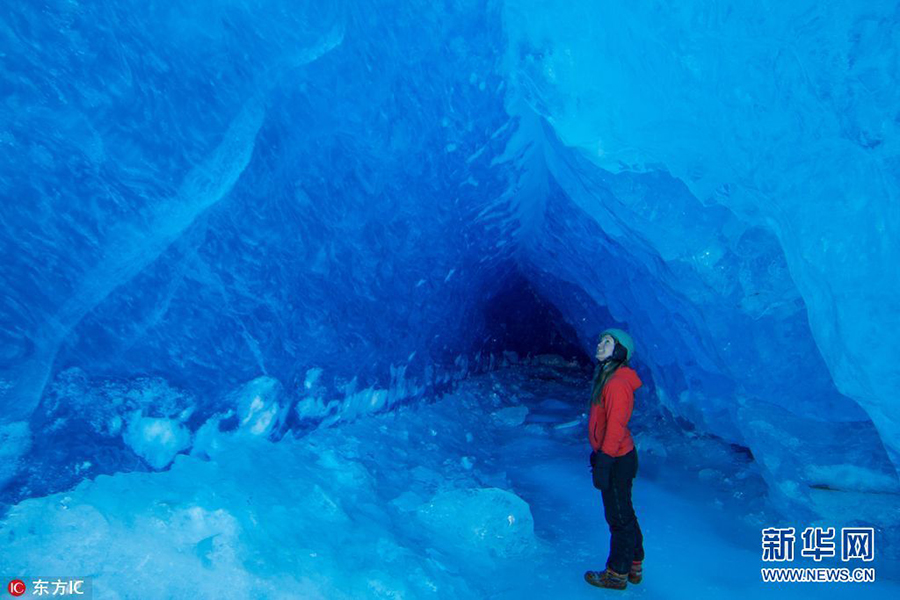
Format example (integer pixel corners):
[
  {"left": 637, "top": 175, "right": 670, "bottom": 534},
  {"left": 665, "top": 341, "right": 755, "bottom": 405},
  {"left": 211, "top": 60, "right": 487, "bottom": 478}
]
[{"left": 588, "top": 366, "right": 642, "bottom": 456}]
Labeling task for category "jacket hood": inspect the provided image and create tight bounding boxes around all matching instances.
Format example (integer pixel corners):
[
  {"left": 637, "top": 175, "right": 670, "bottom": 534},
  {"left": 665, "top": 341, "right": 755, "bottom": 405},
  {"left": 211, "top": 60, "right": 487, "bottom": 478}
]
[{"left": 611, "top": 365, "right": 643, "bottom": 393}]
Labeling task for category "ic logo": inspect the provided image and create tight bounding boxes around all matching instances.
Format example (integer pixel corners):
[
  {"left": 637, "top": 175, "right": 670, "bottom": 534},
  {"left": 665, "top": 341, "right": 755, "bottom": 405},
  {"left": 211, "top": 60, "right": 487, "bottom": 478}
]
[{"left": 7, "top": 579, "right": 26, "bottom": 596}]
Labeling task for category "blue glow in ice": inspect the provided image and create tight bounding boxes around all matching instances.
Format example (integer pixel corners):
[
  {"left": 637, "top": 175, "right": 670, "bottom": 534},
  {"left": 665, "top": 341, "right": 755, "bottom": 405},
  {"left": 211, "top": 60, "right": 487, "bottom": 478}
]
[{"left": 1, "top": 0, "right": 898, "bottom": 596}]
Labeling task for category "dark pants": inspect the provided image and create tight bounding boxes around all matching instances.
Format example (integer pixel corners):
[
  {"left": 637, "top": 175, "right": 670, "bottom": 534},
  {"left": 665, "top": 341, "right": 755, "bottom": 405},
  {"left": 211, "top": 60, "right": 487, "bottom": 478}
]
[{"left": 600, "top": 447, "right": 644, "bottom": 574}]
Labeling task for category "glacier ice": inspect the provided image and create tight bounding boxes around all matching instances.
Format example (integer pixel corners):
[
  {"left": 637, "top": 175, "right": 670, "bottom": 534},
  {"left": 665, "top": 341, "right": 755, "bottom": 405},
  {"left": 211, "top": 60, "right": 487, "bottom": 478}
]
[
  {"left": 1, "top": 0, "right": 899, "bottom": 595},
  {"left": 230, "top": 376, "right": 287, "bottom": 438},
  {"left": 2, "top": 358, "right": 898, "bottom": 597},
  {"left": 122, "top": 413, "right": 192, "bottom": 470},
  {"left": 492, "top": 405, "right": 530, "bottom": 427},
  {"left": 415, "top": 487, "right": 537, "bottom": 562},
  {"left": 501, "top": 0, "right": 900, "bottom": 471}
]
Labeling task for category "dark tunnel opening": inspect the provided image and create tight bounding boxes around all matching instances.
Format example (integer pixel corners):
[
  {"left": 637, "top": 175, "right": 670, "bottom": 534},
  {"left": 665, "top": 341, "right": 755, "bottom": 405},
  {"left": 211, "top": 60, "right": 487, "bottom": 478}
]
[{"left": 480, "top": 269, "right": 593, "bottom": 369}]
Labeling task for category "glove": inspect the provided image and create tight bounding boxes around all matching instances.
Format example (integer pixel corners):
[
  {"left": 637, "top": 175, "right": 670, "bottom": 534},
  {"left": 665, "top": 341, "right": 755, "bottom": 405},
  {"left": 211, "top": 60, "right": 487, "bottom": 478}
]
[
  {"left": 591, "top": 452, "right": 614, "bottom": 491},
  {"left": 589, "top": 451, "right": 597, "bottom": 469}
]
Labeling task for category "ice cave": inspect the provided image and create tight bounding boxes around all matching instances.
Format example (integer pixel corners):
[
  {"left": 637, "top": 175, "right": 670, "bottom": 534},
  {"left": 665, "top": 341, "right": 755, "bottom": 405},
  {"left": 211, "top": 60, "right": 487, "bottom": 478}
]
[{"left": 1, "top": 1, "right": 898, "bottom": 598}]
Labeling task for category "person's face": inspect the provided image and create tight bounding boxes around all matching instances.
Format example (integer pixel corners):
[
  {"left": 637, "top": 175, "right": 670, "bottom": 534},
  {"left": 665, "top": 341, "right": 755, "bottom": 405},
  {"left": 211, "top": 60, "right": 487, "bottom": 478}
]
[{"left": 596, "top": 334, "right": 616, "bottom": 362}]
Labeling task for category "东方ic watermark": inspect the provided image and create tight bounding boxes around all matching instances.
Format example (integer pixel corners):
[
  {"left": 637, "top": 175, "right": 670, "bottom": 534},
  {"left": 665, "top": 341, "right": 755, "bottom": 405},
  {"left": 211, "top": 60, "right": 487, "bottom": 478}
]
[{"left": 6, "top": 577, "right": 92, "bottom": 598}]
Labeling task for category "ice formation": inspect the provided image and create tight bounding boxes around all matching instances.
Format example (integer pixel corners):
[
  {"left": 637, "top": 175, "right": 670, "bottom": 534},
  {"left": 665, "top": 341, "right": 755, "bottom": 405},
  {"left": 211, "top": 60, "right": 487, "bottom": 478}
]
[{"left": 1, "top": 0, "right": 898, "bottom": 597}]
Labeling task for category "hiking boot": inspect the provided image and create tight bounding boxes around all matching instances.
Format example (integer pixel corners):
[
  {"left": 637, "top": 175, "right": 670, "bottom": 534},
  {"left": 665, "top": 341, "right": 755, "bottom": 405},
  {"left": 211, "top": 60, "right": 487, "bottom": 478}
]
[
  {"left": 628, "top": 560, "right": 642, "bottom": 584},
  {"left": 584, "top": 566, "right": 628, "bottom": 590}
]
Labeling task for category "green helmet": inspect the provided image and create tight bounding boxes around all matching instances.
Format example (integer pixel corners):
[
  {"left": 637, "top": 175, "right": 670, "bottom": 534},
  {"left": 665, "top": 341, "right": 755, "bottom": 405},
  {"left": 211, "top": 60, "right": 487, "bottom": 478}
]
[{"left": 599, "top": 328, "right": 635, "bottom": 362}]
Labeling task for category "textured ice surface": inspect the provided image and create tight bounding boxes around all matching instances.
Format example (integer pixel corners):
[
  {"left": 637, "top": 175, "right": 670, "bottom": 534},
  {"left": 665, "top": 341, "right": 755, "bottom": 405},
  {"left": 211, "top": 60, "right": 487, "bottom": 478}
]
[
  {"left": 415, "top": 487, "right": 537, "bottom": 561},
  {"left": 0, "top": 0, "right": 523, "bottom": 493},
  {"left": 500, "top": 0, "right": 900, "bottom": 471},
  {"left": 2, "top": 364, "right": 897, "bottom": 598},
  {"left": 492, "top": 405, "right": 530, "bottom": 427},
  {"left": 122, "top": 413, "right": 191, "bottom": 470},
  {"left": 1, "top": 0, "right": 899, "bottom": 593},
  {"left": 230, "top": 376, "right": 287, "bottom": 437}
]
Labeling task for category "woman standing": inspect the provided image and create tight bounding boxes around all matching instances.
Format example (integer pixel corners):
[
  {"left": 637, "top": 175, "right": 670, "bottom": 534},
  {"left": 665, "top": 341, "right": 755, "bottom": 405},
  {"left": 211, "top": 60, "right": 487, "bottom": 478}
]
[{"left": 584, "top": 328, "right": 645, "bottom": 590}]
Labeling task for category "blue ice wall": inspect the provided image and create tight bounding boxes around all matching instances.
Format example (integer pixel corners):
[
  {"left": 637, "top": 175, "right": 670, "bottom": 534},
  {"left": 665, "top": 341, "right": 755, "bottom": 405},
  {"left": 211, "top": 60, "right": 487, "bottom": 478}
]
[
  {"left": 0, "top": 0, "right": 528, "bottom": 493},
  {"left": 1, "top": 0, "right": 899, "bottom": 532},
  {"left": 499, "top": 0, "right": 900, "bottom": 515}
]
